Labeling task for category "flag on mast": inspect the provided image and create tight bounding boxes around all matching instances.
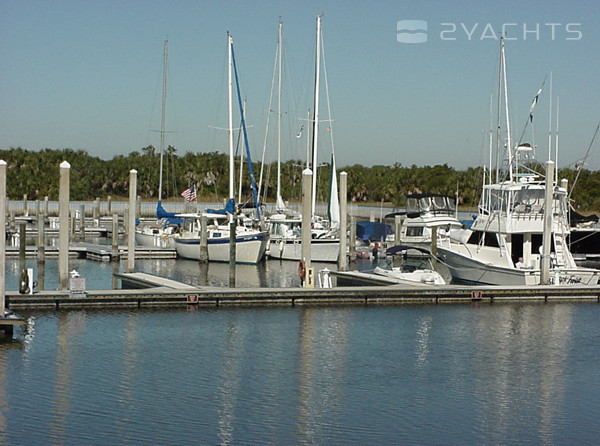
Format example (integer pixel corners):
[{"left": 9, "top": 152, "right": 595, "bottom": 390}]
[{"left": 181, "top": 185, "right": 197, "bottom": 202}]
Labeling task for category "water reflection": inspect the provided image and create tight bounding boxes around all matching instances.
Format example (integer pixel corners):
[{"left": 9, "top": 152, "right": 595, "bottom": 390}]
[
  {"left": 217, "top": 317, "right": 243, "bottom": 445},
  {"left": 1, "top": 300, "right": 597, "bottom": 444},
  {"left": 50, "top": 312, "right": 86, "bottom": 444},
  {"left": 297, "top": 307, "right": 350, "bottom": 443},
  {"left": 469, "top": 304, "right": 571, "bottom": 445}
]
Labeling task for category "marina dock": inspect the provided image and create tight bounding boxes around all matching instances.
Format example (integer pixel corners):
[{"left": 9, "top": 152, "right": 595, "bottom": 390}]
[
  {"left": 3, "top": 272, "right": 600, "bottom": 310},
  {"left": 5, "top": 243, "right": 177, "bottom": 260}
]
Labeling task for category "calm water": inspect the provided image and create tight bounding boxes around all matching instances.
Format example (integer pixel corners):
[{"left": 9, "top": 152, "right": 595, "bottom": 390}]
[{"left": 2, "top": 259, "right": 600, "bottom": 444}]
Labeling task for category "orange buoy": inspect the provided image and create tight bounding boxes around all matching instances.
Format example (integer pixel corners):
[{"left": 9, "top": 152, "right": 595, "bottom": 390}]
[{"left": 298, "top": 260, "right": 306, "bottom": 280}]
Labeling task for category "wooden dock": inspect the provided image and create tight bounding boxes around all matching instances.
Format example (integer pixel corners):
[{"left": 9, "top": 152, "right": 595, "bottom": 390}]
[
  {"left": 3, "top": 272, "right": 600, "bottom": 310},
  {"left": 0, "top": 310, "right": 26, "bottom": 337},
  {"left": 5, "top": 243, "right": 177, "bottom": 261}
]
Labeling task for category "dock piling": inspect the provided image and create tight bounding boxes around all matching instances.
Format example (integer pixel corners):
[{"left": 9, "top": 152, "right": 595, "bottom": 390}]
[
  {"left": 1, "top": 160, "right": 7, "bottom": 317},
  {"left": 111, "top": 213, "right": 119, "bottom": 260},
  {"left": 339, "top": 172, "right": 348, "bottom": 271},
  {"left": 19, "top": 222, "right": 26, "bottom": 272},
  {"left": 199, "top": 215, "right": 208, "bottom": 263},
  {"left": 58, "top": 161, "right": 70, "bottom": 290},
  {"left": 301, "top": 169, "right": 312, "bottom": 285},
  {"left": 127, "top": 170, "right": 137, "bottom": 273},
  {"left": 79, "top": 204, "right": 85, "bottom": 241},
  {"left": 229, "top": 218, "right": 236, "bottom": 287},
  {"left": 37, "top": 213, "right": 45, "bottom": 263},
  {"left": 349, "top": 215, "right": 356, "bottom": 263}
]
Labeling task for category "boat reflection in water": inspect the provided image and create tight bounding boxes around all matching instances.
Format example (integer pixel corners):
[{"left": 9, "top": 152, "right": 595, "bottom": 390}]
[{"left": 3, "top": 296, "right": 597, "bottom": 444}]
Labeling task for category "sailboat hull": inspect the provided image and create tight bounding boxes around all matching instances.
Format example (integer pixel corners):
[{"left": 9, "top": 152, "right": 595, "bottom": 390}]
[
  {"left": 175, "top": 232, "right": 268, "bottom": 264},
  {"left": 135, "top": 229, "right": 176, "bottom": 249},
  {"left": 267, "top": 237, "right": 340, "bottom": 262}
]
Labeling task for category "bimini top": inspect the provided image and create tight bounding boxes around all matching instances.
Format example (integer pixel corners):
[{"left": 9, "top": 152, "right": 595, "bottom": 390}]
[{"left": 406, "top": 194, "right": 456, "bottom": 217}]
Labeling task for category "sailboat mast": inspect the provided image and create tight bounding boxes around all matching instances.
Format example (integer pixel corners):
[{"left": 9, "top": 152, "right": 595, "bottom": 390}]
[
  {"left": 311, "top": 14, "right": 322, "bottom": 217},
  {"left": 501, "top": 37, "right": 513, "bottom": 181},
  {"left": 276, "top": 20, "right": 283, "bottom": 207},
  {"left": 548, "top": 72, "right": 553, "bottom": 162},
  {"left": 495, "top": 38, "right": 503, "bottom": 184},
  {"left": 227, "top": 32, "right": 235, "bottom": 200},
  {"left": 555, "top": 97, "right": 560, "bottom": 184},
  {"left": 305, "top": 109, "right": 311, "bottom": 169},
  {"left": 158, "top": 39, "right": 168, "bottom": 201}
]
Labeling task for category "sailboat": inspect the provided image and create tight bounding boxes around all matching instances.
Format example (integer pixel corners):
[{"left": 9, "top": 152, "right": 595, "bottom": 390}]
[
  {"left": 135, "top": 39, "right": 181, "bottom": 249},
  {"left": 436, "top": 37, "right": 600, "bottom": 286},
  {"left": 266, "top": 15, "right": 341, "bottom": 262},
  {"left": 174, "top": 32, "right": 268, "bottom": 264}
]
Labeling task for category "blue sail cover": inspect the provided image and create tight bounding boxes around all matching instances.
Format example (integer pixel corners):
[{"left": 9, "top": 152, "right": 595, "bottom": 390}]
[
  {"left": 206, "top": 198, "right": 236, "bottom": 215},
  {"left": 156, "top": 201, "right": 182, "bottom": 225},
  {"left": 157, "top": 201, "right": 178, "bottom": 219},
  {"left": 356, "top": 221, "right": 392, "bottom": 242}
]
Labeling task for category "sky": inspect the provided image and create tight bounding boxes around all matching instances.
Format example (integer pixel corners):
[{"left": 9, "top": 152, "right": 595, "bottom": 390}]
[{"left": 1, "top": 0, "right": 600, "bottom": 171}]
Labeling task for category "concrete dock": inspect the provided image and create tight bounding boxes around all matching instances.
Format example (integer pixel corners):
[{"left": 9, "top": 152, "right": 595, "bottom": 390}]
[{"left": 3, "top": 272, "right": 600, "bottom": 310}]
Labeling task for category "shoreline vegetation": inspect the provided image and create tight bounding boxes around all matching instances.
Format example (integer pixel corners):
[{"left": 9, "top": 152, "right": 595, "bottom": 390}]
[{"left": 2, "top": 147, "right": 599, "bottom": 214}]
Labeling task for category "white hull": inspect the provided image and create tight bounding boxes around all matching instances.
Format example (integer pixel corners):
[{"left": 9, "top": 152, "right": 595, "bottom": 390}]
[
  {"left": 175, "top": 232, "right": 268, "bottom": 264},
  {"left": 267, "top": 237, "right": 340, "bottom": 262},
  {"left": 437, "top": 246, "right": 600, "bottom": 286},
  {"left": 373, "top": 266, "right": 446, "bottom": 285},
  {"left": 135, "top": 230, "right": 176, "bottom": 249}
]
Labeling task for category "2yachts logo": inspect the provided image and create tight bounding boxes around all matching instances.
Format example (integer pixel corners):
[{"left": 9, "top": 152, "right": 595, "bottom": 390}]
[
  {"left": 397, "top": 20, "right": 582, "bottom": 43},
  {"left": 397, "top": 20, "right": 428, "bottom": 43}
]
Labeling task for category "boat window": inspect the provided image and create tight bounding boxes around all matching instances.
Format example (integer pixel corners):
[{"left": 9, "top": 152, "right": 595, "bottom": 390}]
[
  {"left": 419, "top": 197, "right": 432, "bottom": 211},
  {"left": 484, "top": 233, "right": 499, "bottom": 247},
  {"left": 433, "top": 196, "right": 446, "bottom": 209},
  {"left": 466, "top": 231, "right": 499, "bottom": 247},
  {"left": 514, "top": 187, "right": 544, "bottom": 206},
  {"left": 406, "top": 198, "right": 419, "bottom": 213},
  {"left": 467, "top": 231, "right": 482, "bottom": 245},
  {"left": 406, "top": 226, "right": 424, "bottom": 237}
]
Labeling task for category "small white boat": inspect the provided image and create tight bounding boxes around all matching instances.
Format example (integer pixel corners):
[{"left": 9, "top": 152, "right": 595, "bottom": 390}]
[
  {"left": 332, "top": 245, "right": 446, "bottom": 287},
  {"left": 372, "top": 265, "right": 445, "bottom": 286}
]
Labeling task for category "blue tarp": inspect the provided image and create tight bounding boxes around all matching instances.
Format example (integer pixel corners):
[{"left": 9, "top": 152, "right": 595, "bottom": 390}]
[
  {"left": 356, "top": 221, "right": 393, "bottom": 242},
  {"left": 206, "top": 198, "right": 236, "bottom": 215},
  {"left": 156, "top": 201, "right": 182, "bottom": 225}
]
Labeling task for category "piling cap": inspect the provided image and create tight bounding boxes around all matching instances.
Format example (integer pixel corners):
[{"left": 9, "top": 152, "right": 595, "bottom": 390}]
[
  {"left": 0, "top": 160, "right": 6, "bottom": 166},
  {"left": 60, "top": 161, "right": 71, "bottom": 168},
  {"left": 302, "top": 168, "right": 313, "bottom": 175}
]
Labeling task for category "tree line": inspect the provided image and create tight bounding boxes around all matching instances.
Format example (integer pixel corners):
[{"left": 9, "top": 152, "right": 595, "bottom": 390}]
[{"left": 2, "top": 147, "right": 599, "bottom": 212}]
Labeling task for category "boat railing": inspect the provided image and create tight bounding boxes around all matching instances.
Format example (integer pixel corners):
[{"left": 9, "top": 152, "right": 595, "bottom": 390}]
[{"left": 510, "top": 204, "right": 544, "bottom": 220}]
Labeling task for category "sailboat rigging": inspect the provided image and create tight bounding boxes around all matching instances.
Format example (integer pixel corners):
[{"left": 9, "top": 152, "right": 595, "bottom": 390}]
[
  {"left": 173, "top": 32, "right": 268, "bottom": 264},
  {"left": 135, "top": 39, "right": 181, "bottom": 249},
  {"left": 265, "top": 15, "right": 341, "bottom": 262}
]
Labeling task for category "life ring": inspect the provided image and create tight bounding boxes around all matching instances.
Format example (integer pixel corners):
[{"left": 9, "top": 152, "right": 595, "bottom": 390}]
[
  {"left": 19, "top": 269, "right": 30, "bottom": 294},
  {"left": 298, "top": 260, "right": 306, "bottom": 280}
]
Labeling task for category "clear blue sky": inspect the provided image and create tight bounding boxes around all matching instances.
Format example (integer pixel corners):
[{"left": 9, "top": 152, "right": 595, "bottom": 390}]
[{"left": 2, "top": 0, "right": 599, "bottom": 170}]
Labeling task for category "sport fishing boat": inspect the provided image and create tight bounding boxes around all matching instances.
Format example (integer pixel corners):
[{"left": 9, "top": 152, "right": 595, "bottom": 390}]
[{"left": 436, "top": 38, "right": 600, "bottom": 286}]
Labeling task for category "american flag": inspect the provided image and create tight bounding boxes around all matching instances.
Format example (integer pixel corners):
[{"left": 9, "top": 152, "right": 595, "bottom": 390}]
[{"left": 181, "top": 185, "right": 197, "bottom": 202}]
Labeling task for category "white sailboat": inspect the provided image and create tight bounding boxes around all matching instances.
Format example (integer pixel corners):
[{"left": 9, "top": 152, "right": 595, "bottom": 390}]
[
  {"left": 436, "top": 37, "right": 600, "bottom": 286},
  {"left": 174, "top": 32, "right": 268, "bottom": 264},
  {"left": 266, "top": 15, "right": 341, "bottom": 262},
  {"left": 135, "top": 39, "right": 181, "bottom": 249}
]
